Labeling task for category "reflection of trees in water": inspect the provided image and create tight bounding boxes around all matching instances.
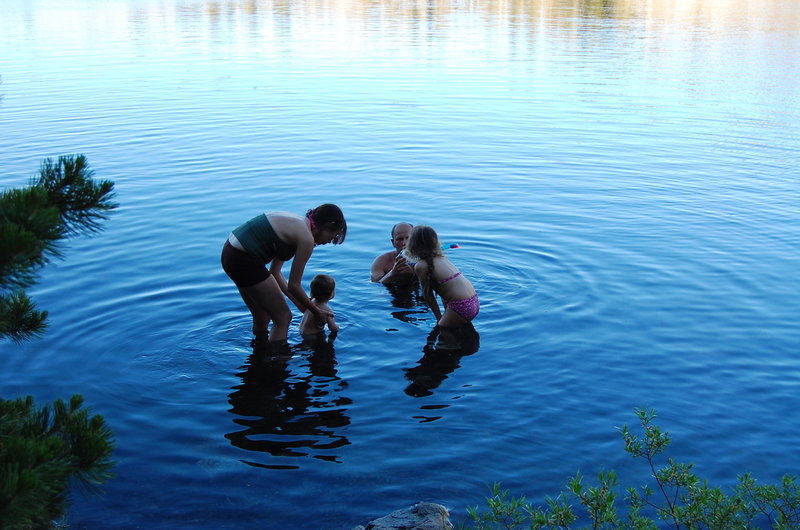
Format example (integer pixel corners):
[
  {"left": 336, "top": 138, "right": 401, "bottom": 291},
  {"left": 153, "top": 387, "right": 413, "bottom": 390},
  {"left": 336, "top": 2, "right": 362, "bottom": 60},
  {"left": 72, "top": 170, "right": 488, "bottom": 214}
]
[
  {"left": 226, "top": 341, "right": 351, "bottom": 470},
  {"left": 128, "top": 1, "right": 752, "bottom": 38},
  {"left": 404, "top": 324, "right": 480, "bottom": 399}
]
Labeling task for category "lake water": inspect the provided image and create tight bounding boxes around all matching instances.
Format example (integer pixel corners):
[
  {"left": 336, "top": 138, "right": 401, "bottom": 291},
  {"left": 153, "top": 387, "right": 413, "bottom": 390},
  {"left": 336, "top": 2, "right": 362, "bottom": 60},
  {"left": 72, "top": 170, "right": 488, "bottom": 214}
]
[{"left": 1, "top": 0, "right": 799, "bottom": 527}]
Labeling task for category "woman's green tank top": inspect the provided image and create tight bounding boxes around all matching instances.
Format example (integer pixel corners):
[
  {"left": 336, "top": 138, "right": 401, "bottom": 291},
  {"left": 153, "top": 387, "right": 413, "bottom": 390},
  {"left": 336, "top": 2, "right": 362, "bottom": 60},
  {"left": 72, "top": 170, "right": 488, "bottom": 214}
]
[{"left": 232, "top": 214, "right": 296, "bottom": 263}]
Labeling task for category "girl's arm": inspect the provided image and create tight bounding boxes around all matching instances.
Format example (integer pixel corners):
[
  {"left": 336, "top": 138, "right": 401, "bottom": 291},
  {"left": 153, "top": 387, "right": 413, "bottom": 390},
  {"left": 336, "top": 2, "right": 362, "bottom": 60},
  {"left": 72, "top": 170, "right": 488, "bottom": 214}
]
[
  {"left": 423, "top": 290, "right": 442, "bottom": 321},
  {"left": 414, "top": 261, "right": 442, "bottom": 320}
]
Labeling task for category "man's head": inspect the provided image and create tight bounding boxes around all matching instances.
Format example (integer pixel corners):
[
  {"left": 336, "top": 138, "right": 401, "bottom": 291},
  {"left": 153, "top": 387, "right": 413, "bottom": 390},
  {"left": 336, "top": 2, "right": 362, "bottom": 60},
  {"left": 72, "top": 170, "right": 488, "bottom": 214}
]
[{"left": 390, "top": 222, "right": 413, "bottom": 253}]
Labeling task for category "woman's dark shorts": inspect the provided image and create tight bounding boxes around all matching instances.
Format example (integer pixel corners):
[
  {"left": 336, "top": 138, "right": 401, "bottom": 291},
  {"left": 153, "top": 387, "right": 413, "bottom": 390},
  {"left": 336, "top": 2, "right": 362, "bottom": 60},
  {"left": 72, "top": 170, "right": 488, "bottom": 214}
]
[{"left": 221, "top": 241, "right": 271, "bottom": 287}]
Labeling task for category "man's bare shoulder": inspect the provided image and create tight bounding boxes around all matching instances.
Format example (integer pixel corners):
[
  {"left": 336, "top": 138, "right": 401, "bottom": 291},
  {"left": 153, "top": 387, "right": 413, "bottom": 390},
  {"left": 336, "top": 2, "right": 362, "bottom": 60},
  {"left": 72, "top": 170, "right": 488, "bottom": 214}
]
[{"left": 372, "top": 250, "right": 397, "bottom": 268}]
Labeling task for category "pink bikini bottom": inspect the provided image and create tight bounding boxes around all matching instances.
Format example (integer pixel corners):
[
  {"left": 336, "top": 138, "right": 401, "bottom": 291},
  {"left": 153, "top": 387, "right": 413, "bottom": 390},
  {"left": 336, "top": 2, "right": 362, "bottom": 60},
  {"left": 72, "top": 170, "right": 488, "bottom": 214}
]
[{"left": 445, "top": 294, "right": 480, "bottom": 321}]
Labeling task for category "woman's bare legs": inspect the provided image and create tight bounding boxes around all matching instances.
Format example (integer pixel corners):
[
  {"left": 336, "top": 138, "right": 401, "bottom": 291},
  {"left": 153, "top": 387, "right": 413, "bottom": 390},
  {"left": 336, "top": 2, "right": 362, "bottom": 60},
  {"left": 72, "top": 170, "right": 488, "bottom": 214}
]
[
  {"left": 237, "top": 286, "right": 270, "bottom": 335},
  {"left": 238, "top": 276, "right": 292, "bottom": 342}
]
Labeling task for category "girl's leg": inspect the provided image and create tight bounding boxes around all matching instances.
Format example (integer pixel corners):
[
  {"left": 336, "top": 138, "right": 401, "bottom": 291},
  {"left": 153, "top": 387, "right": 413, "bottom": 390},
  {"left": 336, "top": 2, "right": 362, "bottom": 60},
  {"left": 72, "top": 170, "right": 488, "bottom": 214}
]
[
  {"left": 436, "top": 308, "right": 468, "bottom": 349},
  {"left": 438, "top": 307, "right": 468, "bottom": 328},
  {"left": 240, "top": 276, "right": 293, "bottom": 342}
]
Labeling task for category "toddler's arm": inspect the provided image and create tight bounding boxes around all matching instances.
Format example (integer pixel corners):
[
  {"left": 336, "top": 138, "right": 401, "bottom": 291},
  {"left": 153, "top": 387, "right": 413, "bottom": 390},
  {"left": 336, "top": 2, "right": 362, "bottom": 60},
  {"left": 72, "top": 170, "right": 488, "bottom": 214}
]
[{"left": 327, "top": 315, "right": 339, "bottom": 333}]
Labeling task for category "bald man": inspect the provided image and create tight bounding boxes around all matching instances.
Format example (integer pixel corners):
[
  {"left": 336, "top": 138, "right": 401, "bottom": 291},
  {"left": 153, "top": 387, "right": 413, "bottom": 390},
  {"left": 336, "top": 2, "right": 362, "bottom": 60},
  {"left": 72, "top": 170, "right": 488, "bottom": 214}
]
[{"left": 371, "top": 222, "right": 415, "bottom": 284}]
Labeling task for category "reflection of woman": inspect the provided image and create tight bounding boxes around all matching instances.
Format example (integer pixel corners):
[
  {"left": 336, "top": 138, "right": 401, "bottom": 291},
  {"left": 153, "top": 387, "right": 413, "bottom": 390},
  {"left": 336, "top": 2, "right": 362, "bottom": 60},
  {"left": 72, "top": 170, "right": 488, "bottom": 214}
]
[
  {"left": 226, "top": 341, "right": 351, "bottom": 468},
  {"left": 221, "top": 204, "right": 346, "bottom": 347}
]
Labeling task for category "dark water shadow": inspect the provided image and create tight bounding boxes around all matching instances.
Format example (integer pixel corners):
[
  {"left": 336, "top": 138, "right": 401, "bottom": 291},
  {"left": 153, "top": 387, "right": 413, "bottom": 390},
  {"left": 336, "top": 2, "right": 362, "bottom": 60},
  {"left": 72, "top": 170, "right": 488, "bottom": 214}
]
[
  {"left": 403, "top": 324, "right": 481, "bottom": 399},
  {"left": 225, "top": 337, "right": 351, "bottom": 470},
  {"left": 384, "top": 280, "right": 429, "bottom": 327}
]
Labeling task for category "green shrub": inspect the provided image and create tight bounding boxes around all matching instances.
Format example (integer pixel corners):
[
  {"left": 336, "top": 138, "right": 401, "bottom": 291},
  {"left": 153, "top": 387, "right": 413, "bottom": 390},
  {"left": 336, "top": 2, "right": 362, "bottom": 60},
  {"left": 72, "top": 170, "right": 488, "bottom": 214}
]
[{"left": 464, "top": 408, "right": 800, "bottom": 529}]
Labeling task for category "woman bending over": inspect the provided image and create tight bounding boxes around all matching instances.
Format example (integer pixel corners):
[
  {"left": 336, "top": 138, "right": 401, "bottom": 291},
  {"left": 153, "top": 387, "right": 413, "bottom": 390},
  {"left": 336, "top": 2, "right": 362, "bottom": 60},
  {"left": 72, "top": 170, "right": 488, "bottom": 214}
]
[{"left": 221, "top": 204, "right": 346, "bottom": 347}]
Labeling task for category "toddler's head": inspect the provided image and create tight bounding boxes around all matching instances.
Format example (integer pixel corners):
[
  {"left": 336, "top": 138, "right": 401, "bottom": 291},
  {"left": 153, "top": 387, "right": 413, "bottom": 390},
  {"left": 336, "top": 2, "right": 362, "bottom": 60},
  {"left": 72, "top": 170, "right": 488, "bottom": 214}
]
[
  {"left": 310, "top": 274, "right": 336, "bottom": 302},
  {"left": 406, "top": 225, "right": 443, "bottom": 262}
]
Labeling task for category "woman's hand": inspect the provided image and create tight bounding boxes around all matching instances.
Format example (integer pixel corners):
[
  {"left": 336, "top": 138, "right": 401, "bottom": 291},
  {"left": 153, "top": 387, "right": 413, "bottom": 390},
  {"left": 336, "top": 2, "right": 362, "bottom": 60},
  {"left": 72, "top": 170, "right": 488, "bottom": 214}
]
[{"left": 316, "top": 305, "right": 334, "bottom": 320}]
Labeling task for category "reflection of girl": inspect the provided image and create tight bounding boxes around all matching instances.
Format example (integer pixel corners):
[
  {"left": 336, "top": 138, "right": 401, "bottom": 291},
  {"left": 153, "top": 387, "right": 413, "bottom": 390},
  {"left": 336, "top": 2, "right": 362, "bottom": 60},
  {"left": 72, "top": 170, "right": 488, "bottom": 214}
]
[
  {"left": 406, "top": 225, "right": 479, "bottom": 336},
  {"left": 404, "top": 325, "right": 480, "bottom": 397},
  {"left": 221, "top": 204, "right": 346, "bottom": 347}
]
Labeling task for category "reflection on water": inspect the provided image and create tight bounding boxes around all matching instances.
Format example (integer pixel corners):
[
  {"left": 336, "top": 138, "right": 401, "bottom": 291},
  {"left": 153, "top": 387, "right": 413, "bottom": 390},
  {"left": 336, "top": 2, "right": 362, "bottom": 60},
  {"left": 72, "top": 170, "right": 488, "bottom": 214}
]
[
  {"left": 404, "top": 324, "right": 480, "bottom": 399},
  {"left": 386, "top": 281, "right": 429, "bottom": 327},
  {"left": 226, "top": 339, "right": 351, "bottom": 469},
  {"left": 385, "top": 280, "right": 482, "bottom": 405},
  {"left": 124, "top": 0, "right": 797, "bottom": 37}
]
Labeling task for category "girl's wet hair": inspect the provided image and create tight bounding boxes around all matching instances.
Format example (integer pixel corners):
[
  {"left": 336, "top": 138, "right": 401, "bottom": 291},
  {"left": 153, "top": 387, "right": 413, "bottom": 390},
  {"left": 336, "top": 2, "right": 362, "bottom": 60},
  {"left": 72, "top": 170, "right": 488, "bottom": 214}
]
[
  {"left": 309, "top": 203, "right": 347, "bottom": 244},
  {"left": 407, "top": 225, "right": 443, "bottom": 299},
  {"left": 406, "top": 225, "right": 442, "bottom": 260}
]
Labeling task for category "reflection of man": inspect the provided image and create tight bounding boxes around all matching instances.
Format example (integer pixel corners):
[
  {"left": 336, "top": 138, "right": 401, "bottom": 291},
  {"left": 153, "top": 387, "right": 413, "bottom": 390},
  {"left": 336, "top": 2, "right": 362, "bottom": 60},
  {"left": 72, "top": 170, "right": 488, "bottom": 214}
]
[{"left": 371, "top": 222, "right": 415, "bottom": 284}]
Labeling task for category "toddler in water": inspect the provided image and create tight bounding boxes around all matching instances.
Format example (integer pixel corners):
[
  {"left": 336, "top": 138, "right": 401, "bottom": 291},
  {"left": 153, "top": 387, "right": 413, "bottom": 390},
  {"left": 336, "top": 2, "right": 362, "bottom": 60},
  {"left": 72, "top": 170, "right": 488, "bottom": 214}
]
[
  {"left": 299, "top": 274, "right": 339, "bottom": 338},
  {"left": 405, "top": 225, "right": 479, "bottom": 347}
]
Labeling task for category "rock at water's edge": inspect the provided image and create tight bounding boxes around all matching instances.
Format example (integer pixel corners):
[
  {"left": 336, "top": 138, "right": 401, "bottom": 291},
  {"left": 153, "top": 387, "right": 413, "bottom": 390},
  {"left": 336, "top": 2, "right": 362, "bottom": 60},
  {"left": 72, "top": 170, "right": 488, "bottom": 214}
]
[{"left": 351, "top": 502, "right": 453, "bottom": 530}]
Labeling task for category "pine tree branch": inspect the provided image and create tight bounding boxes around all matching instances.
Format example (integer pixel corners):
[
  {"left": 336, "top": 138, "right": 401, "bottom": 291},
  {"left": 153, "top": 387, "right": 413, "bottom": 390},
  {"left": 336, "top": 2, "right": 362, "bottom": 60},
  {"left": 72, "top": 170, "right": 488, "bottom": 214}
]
[
  {"left": 1, "top": 154, "right": 117, "bottom": 342},
  {"left": 30, "top": 155, "right": 118, "bottom": 237},
  {"left": 0, "top": 291, "right": 48, "bottom": 342},
  {"left": 0, "top": 187, "right": 63, "bottom": 290}
]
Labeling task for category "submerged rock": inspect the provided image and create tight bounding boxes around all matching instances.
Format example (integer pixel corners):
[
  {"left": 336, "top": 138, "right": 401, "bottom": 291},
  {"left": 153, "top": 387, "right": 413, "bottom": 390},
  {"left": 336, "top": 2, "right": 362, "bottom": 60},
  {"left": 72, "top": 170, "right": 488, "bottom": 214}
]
[{"left": 352, "top": 502, "right": 453, "bottom": 530}]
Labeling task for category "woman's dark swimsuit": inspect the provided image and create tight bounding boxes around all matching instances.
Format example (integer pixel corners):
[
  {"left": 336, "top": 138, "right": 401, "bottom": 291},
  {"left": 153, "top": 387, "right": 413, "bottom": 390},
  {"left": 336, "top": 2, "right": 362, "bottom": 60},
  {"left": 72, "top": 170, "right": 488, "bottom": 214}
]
[{"left": 221, "top": 214, "right": 296, "bottom": 287}]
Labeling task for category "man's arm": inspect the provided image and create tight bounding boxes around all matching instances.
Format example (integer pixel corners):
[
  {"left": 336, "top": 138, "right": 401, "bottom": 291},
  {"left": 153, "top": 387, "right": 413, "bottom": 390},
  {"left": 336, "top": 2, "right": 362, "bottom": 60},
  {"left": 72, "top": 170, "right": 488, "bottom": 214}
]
[
  {"left": 372, "top": 252, "right": 413, "bottom": 284},
  {"left": 371, "top": 252, "right": 393, "bottom": 282}
]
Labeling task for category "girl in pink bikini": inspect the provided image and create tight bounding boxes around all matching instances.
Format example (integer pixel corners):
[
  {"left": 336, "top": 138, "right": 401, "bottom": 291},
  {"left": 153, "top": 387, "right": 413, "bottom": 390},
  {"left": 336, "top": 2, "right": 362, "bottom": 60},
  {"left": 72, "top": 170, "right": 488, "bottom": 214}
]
[{"left": 405, "top": 225, "right": 479, "bottom": 341}]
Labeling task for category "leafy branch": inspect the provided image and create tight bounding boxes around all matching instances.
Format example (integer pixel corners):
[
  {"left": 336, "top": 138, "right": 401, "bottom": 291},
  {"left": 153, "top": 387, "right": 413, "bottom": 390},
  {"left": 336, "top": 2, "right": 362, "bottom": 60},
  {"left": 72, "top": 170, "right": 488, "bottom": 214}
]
[{"left": 463, "top": 408, "right": 800, "bottom": 529}]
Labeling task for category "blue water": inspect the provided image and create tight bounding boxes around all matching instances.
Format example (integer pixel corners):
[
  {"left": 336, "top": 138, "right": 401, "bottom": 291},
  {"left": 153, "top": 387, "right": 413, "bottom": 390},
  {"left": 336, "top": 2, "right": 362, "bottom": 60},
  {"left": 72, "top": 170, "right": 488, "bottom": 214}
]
[{"left": 1, "top": 1, "right": 799, "bottom": 527}]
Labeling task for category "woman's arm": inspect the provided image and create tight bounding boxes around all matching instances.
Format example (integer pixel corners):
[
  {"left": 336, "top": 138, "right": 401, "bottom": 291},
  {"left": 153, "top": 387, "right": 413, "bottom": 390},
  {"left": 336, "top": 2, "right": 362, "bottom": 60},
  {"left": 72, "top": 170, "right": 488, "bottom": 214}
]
[
  {"left": 270, "top": 259, "right": 302, "bottom": 309},
  {"left": 270, "top": 258, "right": 288, "bottom": 292},
  {"left": 287, "top": 239, "right": 329, "bottom": 321}
]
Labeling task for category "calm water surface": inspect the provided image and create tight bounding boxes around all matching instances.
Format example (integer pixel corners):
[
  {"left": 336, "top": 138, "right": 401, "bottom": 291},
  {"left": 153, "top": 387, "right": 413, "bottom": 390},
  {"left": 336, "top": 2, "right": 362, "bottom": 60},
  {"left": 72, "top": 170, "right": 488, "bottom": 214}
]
[{"left": 1, "top": 0, "right": 799, "bottom": 527}]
